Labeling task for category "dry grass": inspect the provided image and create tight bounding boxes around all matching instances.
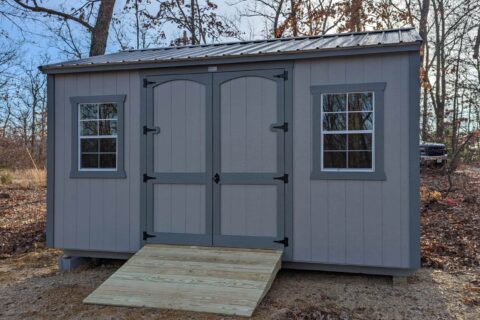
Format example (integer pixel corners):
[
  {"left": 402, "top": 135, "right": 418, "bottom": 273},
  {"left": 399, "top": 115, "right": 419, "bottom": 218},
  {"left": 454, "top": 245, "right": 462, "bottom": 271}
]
[{"left": 0, "top": 168, "right": 46, "bottom": 188}]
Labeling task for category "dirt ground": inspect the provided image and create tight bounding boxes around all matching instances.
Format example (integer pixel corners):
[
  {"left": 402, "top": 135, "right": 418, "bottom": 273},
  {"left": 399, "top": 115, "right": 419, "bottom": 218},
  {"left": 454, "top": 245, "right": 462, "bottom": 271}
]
[{"left": 0, "top": 168, "right": 479, "bottom": 319}]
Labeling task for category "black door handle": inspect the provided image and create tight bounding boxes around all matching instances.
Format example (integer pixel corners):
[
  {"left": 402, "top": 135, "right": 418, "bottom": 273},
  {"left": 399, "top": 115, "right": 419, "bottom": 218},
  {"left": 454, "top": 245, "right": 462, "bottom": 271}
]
[{"left": 213, "top": 173, "right": 220, "bottom": 184}]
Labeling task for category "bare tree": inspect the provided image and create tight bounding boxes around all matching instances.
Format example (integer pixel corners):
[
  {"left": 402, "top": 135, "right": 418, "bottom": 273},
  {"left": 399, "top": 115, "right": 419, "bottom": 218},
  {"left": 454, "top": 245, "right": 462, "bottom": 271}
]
[{"left": 7, "top": 0, "right": 116, "bottom": 56}]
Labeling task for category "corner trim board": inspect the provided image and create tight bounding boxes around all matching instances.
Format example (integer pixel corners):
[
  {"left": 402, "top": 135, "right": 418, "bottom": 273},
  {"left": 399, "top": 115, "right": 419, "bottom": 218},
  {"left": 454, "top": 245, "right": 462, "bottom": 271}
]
[
  {"left": 46, "top": 75, "right": 55, "bottom": 247},
  {"left": 408, "top": 52, "right": 421, "bottom": 269}
]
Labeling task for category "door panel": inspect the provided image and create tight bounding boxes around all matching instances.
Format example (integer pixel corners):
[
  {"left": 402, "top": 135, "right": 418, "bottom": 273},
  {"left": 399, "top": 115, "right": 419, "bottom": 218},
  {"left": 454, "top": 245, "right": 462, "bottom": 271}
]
[
  {"left": 220, "top": 185, "right": 277, "bottom": 237},
  {"left": 153, "top": 184, "right": 206, "bottom": 234},
  {"left": 153, "top": 80, "right": 206, "bottom": 173},
  {"left": 145, "top": 74, "right": 212, "bottom": 246},
  {"left": 220, "top": 77, "right": 277, "bottom": 173},
  {"left": 213, "top": 70, "right": 286, "bottom": 250}
]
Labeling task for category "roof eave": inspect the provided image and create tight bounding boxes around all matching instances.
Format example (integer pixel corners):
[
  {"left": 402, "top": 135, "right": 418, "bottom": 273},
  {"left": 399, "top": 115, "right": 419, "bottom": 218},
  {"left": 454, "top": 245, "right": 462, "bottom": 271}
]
[{"left": 39, "top": 42, "right": 422, "bottom": 75}]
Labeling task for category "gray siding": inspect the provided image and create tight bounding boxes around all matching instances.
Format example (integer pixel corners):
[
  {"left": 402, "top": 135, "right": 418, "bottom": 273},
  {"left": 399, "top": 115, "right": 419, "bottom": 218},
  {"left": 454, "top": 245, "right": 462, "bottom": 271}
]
[
  {"left": 292, "top": 54, "right": 412, "bottom": 268},
  {"left": 54, "top": 71, "right": 141, "bottom": 252}
]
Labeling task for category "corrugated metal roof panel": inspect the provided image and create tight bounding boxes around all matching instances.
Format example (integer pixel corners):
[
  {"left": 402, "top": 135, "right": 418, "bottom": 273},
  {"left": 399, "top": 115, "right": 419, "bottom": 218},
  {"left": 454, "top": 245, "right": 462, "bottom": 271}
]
[{"left": 41, "top": 28, "right": 421, "bottom": 71}]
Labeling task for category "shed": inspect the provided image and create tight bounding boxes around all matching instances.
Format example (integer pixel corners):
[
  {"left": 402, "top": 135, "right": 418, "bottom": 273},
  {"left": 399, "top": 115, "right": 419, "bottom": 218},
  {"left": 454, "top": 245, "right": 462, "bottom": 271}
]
[{"left": 41, "top": 27, "right": 422, "bottom": 277}]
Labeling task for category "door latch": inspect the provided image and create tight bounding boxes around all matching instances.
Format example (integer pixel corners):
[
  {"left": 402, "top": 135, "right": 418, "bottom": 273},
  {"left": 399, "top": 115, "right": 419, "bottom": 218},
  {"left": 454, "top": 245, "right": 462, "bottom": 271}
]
[
  {"left": 213, "top": 173, "right": 220, "bottom": 184},
  {"left": 274, "top": 237, "right": 289, "bottom": 247}
]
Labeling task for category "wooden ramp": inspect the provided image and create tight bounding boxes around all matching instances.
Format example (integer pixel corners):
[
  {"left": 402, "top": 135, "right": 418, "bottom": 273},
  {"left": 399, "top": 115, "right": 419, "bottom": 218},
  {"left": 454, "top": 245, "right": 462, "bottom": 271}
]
[{"left": 83, "top": 244, "right": 282, "bottom": 317}]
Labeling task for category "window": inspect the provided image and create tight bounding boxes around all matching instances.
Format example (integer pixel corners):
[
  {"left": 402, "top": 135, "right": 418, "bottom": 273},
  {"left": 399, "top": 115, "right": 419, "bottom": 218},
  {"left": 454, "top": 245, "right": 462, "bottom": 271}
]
[
  {"left": 322, "top": 92, "right": 374, "bottom": 171},
  {"left": 70, "top": 95, "right": 126, "bottom": 178},
  {"left": 311, "top": 83, "right": 386, "bottom": 180}
]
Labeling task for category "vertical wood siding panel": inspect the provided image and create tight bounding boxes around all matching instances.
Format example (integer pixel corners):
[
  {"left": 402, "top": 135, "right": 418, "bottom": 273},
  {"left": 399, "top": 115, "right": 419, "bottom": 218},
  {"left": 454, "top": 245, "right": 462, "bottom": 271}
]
[
  {"left": 220, "top": 185, "right": 276, "bottom": 236},
  {"left": 325, "top": 59, "right": 347, "bottom": 264},
  {"left": 171, "top": 81, "right": 187, "bottom": 172},
  {"left": 362, "top": 58, "right": 384, "bottom": 265},
  {"left": 54, "top": 76, "right": 65, "bottom": 248},
  {"left": 154, "top": 82, "right": 172, "bottom": 172},
  {"left": 88, "top": 74, "right": 105, "bottom": 250},
  {"left": 220, "top": 82, "right": 232, "bottom": 173},
  {"left": 75, "top": 74, "right": 91, "bottom": 249},
  {"left": 292, "top": 62, "right": 312, "bottom": 261},
  {"left": 185, "top": 81, "right": 206, "bottom": 172},
  {"left": 345, "top": 181, "right": 364, "bottom": 264},
  {"left": 381, "top": 55, "right": 403, "bottom": 266},
  {"left": 129, "top": 71, "right": 141, "bottom": 251},
  {"left": 102, "top": 73, "right": 118, "bottom": 251},
  {"left": 154, "top": 185, "right": 172, "bottom": 232},
  {"left": 309, "top": 60, "right": 329, "bottom": 262},
  {"left": 63, "top": 74, "right": 78, "bottom": 249},
  {"left": 171, "top": 185, "right": 187, "bottom": 233},
  {"left": 344, "top": 58, "right": 365, "bottom": 265},
  {"left": 185, "top": 185, "right": 206, "bottom": 234},
  {"left": 115, "top": 72, "right": 131, "bottom": 251}
]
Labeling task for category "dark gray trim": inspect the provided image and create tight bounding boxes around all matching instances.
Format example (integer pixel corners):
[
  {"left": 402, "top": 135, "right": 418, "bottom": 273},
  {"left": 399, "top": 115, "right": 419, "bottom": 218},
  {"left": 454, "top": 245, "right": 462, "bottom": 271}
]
[
  {"left": 310, "top": 82, "right": 387, "bottom": 181},
  {"left": 143, "top": 73, "right": 213, "bottom": 246},
  {"left": 41, "top": 43, "right": 421, "bottom": 75},
  {"left": 408, "top": 52, "right": 421, "bottom": 269},
  {"left": 69, "top": 95, "right": 127, "bottom": 179},
  {"left": 282, "top": 261, "right": 416, "bottom": 276},
  {"left": 283, "top": 66, "right": 294, "bottom": 261},
  {"left": 46, "top": 75, "right": 55, "bottom": 248}
]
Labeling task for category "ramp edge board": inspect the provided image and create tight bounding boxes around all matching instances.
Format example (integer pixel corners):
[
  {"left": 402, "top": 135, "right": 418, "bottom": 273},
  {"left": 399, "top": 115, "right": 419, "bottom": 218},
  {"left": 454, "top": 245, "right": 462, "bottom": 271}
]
[{"left": 83, "top": 244, "right": 282, "bottom": 317}]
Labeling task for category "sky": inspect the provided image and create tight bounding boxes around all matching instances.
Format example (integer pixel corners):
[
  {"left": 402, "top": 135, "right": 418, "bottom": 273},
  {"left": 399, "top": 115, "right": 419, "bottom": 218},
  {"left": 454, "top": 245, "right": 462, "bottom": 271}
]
[{"left": 1, "top": 0, "right": 261, "bottom": 67}]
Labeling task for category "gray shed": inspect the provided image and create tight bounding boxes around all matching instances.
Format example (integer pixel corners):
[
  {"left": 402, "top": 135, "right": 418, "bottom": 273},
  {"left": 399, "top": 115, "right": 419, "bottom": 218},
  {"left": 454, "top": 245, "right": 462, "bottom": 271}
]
[{"left": 41, "top": 27, "right": 422, "bottom": 276}]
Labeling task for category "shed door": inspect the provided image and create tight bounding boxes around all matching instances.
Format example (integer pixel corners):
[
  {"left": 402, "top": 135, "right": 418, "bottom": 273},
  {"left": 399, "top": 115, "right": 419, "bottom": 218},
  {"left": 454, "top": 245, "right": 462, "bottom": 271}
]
[
  {"left": 212, "top": 70, "right": 286, "bottom": 249},
  {"left": 144, "top": 73, "right": 212, "bottom": 245}
]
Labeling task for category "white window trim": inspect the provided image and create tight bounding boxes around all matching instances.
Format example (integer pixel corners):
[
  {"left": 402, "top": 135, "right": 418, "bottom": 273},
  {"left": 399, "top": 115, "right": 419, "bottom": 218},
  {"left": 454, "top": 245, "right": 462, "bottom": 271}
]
[
  {"left": 320, "top": 91, "right": 375, "bottom": 172},
  {"left": 77, "top": 102, "right": 119, "bottom": 172}
]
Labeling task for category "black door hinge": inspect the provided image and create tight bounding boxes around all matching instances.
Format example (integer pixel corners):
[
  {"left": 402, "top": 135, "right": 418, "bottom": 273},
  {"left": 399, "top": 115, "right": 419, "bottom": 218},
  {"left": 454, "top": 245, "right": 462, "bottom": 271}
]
[
  {"left": 143, "top": 79, "right": 155, "bottom": 87},
  {"left": 272, "top": 122, "right": 288, "bottom": 132},
  {"left": 273, "top": 174, "right": 288, "bottom": 183},
  {"left": 213, "top": 173, "right": 220, "bottom": 184},
  {"left": 143, "top": 231, "right": 156, "bottom": 241},
  {"left": 273, "top": 71, "right": 288, "bottom": 80},
  {"left": 143, "top": 174, "right": 155, "bottom": 182},
  {"left": 274, "top": 237, "right": 289, "bottom": 247},
  {"left": 143, "top": 125, "right": 160, "bottom": 135}
]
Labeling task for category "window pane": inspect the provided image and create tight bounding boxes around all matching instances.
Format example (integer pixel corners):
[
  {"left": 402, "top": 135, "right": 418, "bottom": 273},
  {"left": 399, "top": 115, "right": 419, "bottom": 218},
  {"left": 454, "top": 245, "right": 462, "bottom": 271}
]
[
  {"left": 81, "top": 138, "right": 98, "bottom": 153},
  {"left": 348, "top": 92, "right": 373, "bottom": 111},
  {"left": 81, "top": 153, "right": 98, "bottom": 168},
  {"left": 324, "top": 134, "right": 346, "bottom": 150},
  {"left": 348, "top": 133, "right": 372, "bottom": 150},
  {"left": 323, "top": 151, "right": 347, "bottom": 168},
  {"left": 322, "top": 94, "right": 346, "bottom": 112},
  {"left": 80, "top": 104, "right": 98, "bottom": 120},
  {"left": 99, "top": 103, "right": 117, "bottom": 119},
  {"left": 323, "top": 113, "right": 346, "bottom": 131},
  {"left": 80, "top": 121, "right": 98, "bottom": 136},
  {"left": 99, "top": 120, "right": 117, "bottom": 135},
  {"left": 99, "top": 138, "right": 116, "bottom": 152},
  {"left": 348, "top": 151, "right": 372, "bottom": 168},
  {"left": 348, "top": 112, "right": 373, "bottom": 130},
  {"left": 100, "top": 153, "right": 116, "bottom": 168}
]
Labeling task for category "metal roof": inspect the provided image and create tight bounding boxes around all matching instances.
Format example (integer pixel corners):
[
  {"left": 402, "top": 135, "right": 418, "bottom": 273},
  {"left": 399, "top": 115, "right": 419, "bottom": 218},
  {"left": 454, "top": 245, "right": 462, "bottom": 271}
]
[{"left": 40, "top": 28, "right": 421, "bottom": 73}]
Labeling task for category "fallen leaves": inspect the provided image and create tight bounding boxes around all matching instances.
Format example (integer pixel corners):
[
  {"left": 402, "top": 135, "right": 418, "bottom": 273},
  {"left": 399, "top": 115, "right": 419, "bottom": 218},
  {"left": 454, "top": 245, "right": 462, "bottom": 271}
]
[
  {"left": 420, "top": 165, "right": 480, "bottom": 271},
  {"left": 0, "top": 185, "right": 46, "bottom": 258}
]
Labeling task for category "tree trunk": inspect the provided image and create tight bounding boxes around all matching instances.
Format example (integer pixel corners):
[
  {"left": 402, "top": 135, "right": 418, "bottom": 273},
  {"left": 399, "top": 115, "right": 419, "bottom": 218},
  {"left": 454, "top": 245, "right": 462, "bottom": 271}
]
[{"left": 89, "top": 0, "right": 116, "bottom": 56}]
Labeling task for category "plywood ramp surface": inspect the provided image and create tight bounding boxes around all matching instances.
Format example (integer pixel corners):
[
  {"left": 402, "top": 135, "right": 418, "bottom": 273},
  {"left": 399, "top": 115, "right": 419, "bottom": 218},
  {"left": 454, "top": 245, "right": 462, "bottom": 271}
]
[{"left": 83, "top": 244, "right": 282, "bottom": 317}]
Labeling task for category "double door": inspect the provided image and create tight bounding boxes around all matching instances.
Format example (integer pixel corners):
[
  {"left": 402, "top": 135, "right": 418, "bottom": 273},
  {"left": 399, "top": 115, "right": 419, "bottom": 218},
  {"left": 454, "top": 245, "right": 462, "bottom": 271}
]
[{"left": 143, "top": 69, "right": 288, "bottom": 250}]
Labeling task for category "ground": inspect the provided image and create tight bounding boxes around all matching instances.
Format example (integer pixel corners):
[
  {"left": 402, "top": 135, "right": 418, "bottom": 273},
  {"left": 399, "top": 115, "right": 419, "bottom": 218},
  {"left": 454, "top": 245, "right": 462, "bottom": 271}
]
[{"left": 0, "top": 168, "right": 479, "bottom": 319}]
